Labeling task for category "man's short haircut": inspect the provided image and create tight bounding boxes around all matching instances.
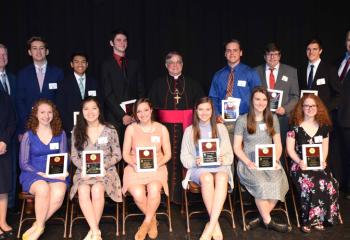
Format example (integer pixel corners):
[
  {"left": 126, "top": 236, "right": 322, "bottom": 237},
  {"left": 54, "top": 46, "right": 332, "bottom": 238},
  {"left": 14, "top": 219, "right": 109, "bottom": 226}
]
[
  {"left": 264, "top": 42, "right": 281, "bottom": 54},
  {"left": 110, "top": 29, "right": 128, "bottom": 42},
  {"left": 306, "top": 38, "right": 323, "bottom": 50},
  {"left": 27, "top": 36, "right": 48, "bottom": 50},
  {"left": 225, "top": 39, "right": 241, "bottom": 50},
  {"left": 70, "top": 52, "right": 89, "bottom": 62},
  {"left": 0, "top": 43, "right": 7, "bottom": 52},
  {"left": 165, "top": 51, "right": 183, "bottom": 64}
]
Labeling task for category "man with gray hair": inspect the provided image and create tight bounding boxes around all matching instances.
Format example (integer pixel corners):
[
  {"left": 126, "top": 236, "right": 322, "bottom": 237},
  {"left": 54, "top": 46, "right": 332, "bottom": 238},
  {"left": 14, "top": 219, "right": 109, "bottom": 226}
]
[{"left": 149, "top": 51, "right": 204, "bottom": 203}]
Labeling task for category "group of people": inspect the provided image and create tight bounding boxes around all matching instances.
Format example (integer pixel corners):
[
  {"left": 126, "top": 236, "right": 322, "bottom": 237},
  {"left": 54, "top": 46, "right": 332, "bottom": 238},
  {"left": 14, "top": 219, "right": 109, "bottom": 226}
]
[{"left": 0, "top": 28, "right": 349, "bottom": 240}]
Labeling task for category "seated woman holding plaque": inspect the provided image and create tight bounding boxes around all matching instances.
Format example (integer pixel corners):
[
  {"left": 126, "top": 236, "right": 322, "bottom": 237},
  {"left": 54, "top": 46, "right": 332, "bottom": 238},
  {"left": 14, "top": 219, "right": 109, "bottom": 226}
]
[
  {"left": 180, "top": 97, "right": 233, "bottom": 240},
  {"left": 122, "top": 98, "right": 171, "bottom": 240},
  {"left": 286, "top": 94, "right": 340, "bottom": 233},
  {"left": 70, "top": 96, "right": 122, "bottom": 240},
  {"left": 19, "top": 99, "right": 68, "bottom": 240},
  {"left": 233, "top": 86, "right": 290, "bottom": 232}
]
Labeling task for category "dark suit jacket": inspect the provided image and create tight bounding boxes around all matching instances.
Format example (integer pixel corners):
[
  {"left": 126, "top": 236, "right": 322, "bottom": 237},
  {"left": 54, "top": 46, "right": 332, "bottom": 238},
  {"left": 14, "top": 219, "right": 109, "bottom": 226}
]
[
  {"left": 255, "top": 63, "right": 299, "bottom": 115},
  {"left": 16, "top": 64, "right": 64, "bottom": 133},
  {"left": 298, "top": 60, "right": 341, "bottom": 112},
  {"left": 56, "top": 73, "right": 100, "bottom": 138},
  {"left": 101, "top": 56, "right": 145, "bottom": 130},
  {"left": 0, "top": 71, "right": 16, "bottom": 104},
  {"left": 338, "top": 60, "right": 350, "bottom": 128}
]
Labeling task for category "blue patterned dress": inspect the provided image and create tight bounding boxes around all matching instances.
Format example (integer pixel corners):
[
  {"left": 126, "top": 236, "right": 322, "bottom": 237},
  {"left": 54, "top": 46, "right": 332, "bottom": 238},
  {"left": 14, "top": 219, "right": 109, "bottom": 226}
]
[{"left": 288, "top": 125, "right": 340, "bottom": 226}]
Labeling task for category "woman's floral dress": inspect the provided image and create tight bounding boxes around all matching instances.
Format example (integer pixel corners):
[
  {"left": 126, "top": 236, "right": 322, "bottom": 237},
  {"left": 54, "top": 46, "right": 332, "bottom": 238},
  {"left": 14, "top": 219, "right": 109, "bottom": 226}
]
[{"left": 288, "top": 125, "right": 339, "bottom": 226}]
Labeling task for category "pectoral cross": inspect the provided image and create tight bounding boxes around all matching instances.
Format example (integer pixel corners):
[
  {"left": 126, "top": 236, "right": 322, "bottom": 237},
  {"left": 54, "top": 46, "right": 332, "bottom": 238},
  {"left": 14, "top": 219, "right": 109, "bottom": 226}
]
[{"left": 174, "top": 89, "right": 181, "bottom": 104}]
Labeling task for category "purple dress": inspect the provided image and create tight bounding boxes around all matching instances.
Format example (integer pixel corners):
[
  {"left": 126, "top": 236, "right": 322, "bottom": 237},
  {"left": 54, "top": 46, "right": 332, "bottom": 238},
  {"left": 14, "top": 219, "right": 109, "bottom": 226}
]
[{"left": 19, "top": 130, "right": 69, "bottom": 192}]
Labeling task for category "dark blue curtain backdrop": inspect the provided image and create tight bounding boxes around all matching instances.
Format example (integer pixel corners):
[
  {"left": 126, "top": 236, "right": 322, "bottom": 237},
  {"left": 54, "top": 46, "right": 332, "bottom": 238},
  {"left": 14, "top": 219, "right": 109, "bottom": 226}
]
[{"left": 0, "top": 0, "right": 349, "bottom": 92}]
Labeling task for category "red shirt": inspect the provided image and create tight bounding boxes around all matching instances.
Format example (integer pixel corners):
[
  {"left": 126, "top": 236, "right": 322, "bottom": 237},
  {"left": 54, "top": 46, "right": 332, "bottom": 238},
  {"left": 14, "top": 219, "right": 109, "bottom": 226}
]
[{"left": 113, "top": 53, "right": 126, "bottom": 67}]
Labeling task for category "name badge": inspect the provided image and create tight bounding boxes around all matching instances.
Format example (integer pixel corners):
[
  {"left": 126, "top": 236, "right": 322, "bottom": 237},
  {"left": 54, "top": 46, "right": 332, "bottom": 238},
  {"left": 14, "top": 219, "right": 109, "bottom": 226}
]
[
  {"left": 314, "top": 135, "right": 323, "bottom": 143},
  {"left": 281, "top": 75, "right": 288, "bottom": 82},
  {"left": 316, "top": 78, "right": 326, "bottom": 85},
  {"left": 88, "top": 90, "right": 96, "bottom": 96},
  {"left": 50, "top": 142, "right": 59, "bottom": 150},
  {"left": 49, "top": 83, "right": 58, "bottom": 89},
  {"left": 259, "top": 123, "right": 266, "bottom": 131},
  {"left": 237, "top": 80, "right": 246, "bottom": 87},
  {"left": 97, "top": 137, "right": 108, "bottom": 144},
  {"left": 151, "top": 136, "right": 160, "bottom": 143}
]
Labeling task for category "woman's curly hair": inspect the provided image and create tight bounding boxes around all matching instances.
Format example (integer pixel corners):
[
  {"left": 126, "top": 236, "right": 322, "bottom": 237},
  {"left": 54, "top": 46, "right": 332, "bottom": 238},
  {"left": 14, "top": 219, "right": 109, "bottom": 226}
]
[
  {"left": 290, "top": 94, "right": 332, "bottom": 127},
  {"left": 26, "top": 99, "right": 63, "bottom": 136}
]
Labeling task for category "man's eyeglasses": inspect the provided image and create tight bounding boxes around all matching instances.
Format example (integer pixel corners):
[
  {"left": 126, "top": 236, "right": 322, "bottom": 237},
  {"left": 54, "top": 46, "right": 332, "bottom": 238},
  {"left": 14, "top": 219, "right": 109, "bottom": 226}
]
[
  {"left": 266, "top": 53, "right": 280, "bottom": 58},
  {"left": 303, "top": 104, "right": 317, "bottom": 109}
]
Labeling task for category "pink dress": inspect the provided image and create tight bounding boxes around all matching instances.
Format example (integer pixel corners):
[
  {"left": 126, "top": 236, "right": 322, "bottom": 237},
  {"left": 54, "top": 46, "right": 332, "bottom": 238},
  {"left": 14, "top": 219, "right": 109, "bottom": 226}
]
[{"left": 122, "top": 122, "right": 169, "bottom": 195}]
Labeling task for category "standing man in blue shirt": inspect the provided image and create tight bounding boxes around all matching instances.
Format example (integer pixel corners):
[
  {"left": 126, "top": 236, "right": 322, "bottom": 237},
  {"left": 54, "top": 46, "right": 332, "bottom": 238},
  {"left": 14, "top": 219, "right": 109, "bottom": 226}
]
[{"left": 209, "top": 39, "right": 261, "bottom": 142}]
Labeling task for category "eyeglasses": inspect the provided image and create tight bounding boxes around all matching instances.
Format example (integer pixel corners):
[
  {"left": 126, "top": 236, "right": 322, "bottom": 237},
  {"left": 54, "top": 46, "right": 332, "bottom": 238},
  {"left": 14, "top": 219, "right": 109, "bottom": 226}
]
[
  {"left": 303, "top": 104, "right": 317, "bottom": 109},
  {"left": 266, "top": 53, "right": 280, "bottom": 58}
]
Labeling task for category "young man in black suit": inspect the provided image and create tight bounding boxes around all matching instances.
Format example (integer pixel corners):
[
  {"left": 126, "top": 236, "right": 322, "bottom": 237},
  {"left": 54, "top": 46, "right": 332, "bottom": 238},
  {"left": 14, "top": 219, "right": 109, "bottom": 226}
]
[
  {"left": 56, "top": 52, "right": 100, "bottom": 140},
  {"left": 101, "top": 29, "right": 145, "bottom": 139},
  {"left": 298, "top": 39, "right": 341, "bottom": 112}
]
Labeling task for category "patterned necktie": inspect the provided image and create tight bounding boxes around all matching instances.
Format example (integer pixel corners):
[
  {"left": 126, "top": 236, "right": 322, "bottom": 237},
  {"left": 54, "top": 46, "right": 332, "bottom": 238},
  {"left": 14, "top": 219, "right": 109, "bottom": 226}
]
[
  {"left": 339, "top": 58, "right": 350, "bottom": 82},
  {"left": 225, "top": 68, "right": 234, "bottom": 99},
  {"left": 269, "top": 68, "right": 275, "bottom": 89},
  {"left": 307, "top": 64, "right": 314, "bottom": 89},
  {"left": 78, "top": 77, "right": 85, "bottom": 99},
  {"left": 37, "top": 67, "right": 45, "bottom": 91},
  {"left": 0, "top": 73, "right": 8, "bottom": 93}
]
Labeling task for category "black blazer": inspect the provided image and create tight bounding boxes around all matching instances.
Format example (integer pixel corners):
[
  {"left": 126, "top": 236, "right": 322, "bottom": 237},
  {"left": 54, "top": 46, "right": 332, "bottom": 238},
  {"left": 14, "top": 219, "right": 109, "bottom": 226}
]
[
  {"left": 56, "top": 73, "right": 100, "bottom": 138},
  {"left": 298, "top": 60, "right": 341, "bottom": 112},
  {"left": 338, "top": 60, "right": 350, "bottom": 128},
  {"left": 101, "top": 56, "right": 145, "bottom": 130}
]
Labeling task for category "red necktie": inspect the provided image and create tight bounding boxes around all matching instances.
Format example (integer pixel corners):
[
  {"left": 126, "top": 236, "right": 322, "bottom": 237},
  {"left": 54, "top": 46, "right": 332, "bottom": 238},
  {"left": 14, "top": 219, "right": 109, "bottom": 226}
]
[
  {"left": 269, "top": 68, "right": 275, "bottom": 89},
  {"left": 340, "top": 58, "right": 350, "bottom": 82},
  {"left": 225, "top": 68, "right": 234, "bottom": 98}
]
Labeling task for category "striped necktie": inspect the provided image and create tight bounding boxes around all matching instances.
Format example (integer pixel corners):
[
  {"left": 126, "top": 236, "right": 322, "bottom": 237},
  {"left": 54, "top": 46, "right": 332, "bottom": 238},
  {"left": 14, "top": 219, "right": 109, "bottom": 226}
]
[{"left": 78, "top": 77, "right": 85, "bottom": 99}]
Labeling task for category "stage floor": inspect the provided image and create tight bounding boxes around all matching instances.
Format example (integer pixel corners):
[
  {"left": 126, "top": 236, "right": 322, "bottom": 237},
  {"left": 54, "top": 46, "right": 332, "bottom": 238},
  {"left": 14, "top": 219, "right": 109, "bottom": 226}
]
[{"left": 7, "top": 192, "right": 349, "bottom": 240}]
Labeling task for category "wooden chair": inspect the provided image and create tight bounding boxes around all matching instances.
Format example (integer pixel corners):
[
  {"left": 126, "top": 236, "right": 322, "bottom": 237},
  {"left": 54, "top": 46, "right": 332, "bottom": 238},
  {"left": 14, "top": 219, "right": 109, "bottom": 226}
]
[
  {"left": 182, "top": 170, "right": 235, "bottom": 233},
  {"left": 16, "top": 191, "right": 69, "bottom": 239},
  {"left": 68, "top": 165, "right": 120, "bottom": 238},
  {"left": 122, "top": 189, "right": 173, "bottom": 235},
  {"left": 234, "top": 158, "right": 292, "bottom": 231}
]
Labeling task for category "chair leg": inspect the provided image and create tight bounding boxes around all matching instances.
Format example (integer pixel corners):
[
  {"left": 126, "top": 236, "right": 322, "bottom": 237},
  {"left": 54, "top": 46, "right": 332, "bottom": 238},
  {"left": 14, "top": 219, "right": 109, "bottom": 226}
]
[
  {"left": 17, "top": 199, "right": 26, "bottom": 239},
  {"left": 290, "top": 186, "right": 300, "bottom": 228},
  {"left": 116, "top": 202, "right": 119, "bottom": 236},
  {"left": 165, "top": 195, "right": 172, "bottom": 232},
  {"left": 122, "top": 197, "right": 126, "bottom": 235},
  {"left": 237, "top": 183, "right": 247, "bottom": 231},
  {"left": 283, "top": 200, "right": 291, "bottom": 228},
  {"left": 184, "top": 190, "right": 190, "bottom": 233},
  {"left": 227, "top": 193, "right": 236, "bottom": 229},
  {"left": 63, "top": 196, "right": 69, "bottom": 238},
  {"left": 69, "top": 202, "right": 75, "bottom": 238}
]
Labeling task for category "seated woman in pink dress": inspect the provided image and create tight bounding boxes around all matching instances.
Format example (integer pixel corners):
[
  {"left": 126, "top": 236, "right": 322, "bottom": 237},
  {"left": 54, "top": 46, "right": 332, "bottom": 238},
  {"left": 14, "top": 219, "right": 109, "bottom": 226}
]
[
  {"left": 70, "top": 97, "right": 122, "bottom": 240},
  {"left": 181, "top": 97, "right": 233, "bottom": 240},
  {"left": 122, "top": 98, "right": 171, "bottom": 240},
  {"left": 19, "top": 99, "right": 68, "bottom": 240}
]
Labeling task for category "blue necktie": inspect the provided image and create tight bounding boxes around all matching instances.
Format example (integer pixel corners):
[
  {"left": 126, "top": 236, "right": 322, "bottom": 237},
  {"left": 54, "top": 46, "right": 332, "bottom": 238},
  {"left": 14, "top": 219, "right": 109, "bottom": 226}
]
[{"left": 307, "top": 65, "right": 314, "bottom": 89}]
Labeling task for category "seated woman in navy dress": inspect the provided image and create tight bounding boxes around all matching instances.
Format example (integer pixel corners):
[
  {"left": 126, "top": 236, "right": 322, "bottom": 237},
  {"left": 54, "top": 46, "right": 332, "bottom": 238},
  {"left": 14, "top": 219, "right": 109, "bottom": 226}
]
[
  {"left": 19, "top": 99, "right": 68, "bottom": 240},
  {"left": 181, "top": 97, "right": 233, "bottom": 240},
  {"left": 286, "top": 94, "right": 340, "bottom": 232}
]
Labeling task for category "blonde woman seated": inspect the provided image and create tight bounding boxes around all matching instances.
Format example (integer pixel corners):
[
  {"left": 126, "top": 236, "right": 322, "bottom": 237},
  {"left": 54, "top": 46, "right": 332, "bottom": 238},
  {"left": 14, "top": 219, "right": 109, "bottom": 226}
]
[
  {"left": 233, "top": 87, "right": 290, "bottom": 232},
  {"left": 286, "top": 94, "right": 340, "bottom": 232},
  {"left": 122, "top": 98, "right": 171, "bottom": 240},
  {"left": 180, "top": 97, "right": 233, "bottom": 240},
  {"left": 19, "top": 99, "right": 68, "bottom": 240},
  {"left": 70, "top": 97, "right": 122, "bottom": 240}
]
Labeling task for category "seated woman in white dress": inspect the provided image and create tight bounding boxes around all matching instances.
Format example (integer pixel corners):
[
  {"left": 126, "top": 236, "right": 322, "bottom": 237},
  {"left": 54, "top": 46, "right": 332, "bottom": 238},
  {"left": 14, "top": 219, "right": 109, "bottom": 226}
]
[
  {"left": 233, "top": 86, "right": 290, "bottom": 232},
  {"left": 181, "top": 97, "right": 233, "bottom": 240}
]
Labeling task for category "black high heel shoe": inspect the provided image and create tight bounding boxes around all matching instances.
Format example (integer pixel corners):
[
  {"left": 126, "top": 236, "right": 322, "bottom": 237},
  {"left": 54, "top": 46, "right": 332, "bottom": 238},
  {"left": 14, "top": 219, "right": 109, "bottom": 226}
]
[{"left": 0, "top": 227, "right": 15, "bottom": 238}]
